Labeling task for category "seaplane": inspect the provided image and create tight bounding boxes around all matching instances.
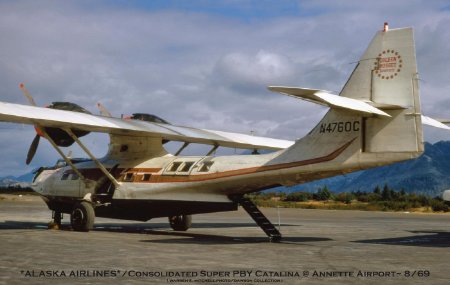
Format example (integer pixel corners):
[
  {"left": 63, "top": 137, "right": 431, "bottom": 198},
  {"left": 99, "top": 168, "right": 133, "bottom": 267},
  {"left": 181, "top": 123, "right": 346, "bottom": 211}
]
[{"left": 0, "top": 23, "right": 448, "bottom": 241}]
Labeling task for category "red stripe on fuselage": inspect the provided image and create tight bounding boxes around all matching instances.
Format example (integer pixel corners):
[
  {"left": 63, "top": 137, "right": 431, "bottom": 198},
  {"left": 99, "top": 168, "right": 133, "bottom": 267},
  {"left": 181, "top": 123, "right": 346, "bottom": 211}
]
[{"left": 72, "top": 138, "right": 355, "bottom": 184}]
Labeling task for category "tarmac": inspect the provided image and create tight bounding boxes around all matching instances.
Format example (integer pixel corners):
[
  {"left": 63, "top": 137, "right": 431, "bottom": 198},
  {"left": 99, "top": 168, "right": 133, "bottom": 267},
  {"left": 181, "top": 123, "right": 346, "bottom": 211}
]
[{"left": 0, "top": 194, "right": 449, "bottom": 285}]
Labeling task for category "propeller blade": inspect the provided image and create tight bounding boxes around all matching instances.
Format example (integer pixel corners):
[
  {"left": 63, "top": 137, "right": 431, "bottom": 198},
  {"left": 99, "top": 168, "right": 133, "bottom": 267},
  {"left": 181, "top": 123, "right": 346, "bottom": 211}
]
[
  {"left": 26, "top": 134, "right": 40, "bottom": 165},
  {"left": 97, "top": 102, "right": 112, "bottom": 117},
  {"left": 19, "top": 83, "right": 37, "bottom": 106}
]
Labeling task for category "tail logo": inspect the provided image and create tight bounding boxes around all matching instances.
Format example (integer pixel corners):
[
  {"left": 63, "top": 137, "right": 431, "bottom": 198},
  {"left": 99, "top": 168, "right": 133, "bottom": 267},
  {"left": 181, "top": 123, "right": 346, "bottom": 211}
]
[{"left": 374, "top": 49, "right": 403, "bottom": 80}]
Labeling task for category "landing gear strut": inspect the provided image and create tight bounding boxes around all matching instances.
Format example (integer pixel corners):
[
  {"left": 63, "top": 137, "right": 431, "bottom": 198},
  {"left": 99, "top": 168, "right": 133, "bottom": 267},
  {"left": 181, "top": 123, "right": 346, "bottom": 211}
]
[
  {"left": 53, "top": 211, "right": 62, "bottom": 226},
  {"left": 169, "top": 214, "right": 192, "bottom": 231},
  {"left": 48, "top": 211, "right": 63, "bottom": 230},
  {"left": 71, "top": 201, "right": 95, "bottom": 232}
]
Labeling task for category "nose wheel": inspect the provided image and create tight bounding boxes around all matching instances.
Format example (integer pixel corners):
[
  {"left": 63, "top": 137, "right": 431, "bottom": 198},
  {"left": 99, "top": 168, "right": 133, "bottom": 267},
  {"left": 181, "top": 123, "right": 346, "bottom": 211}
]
[{"left": 70, "top": 201, "right": 95, "bottom": 232}]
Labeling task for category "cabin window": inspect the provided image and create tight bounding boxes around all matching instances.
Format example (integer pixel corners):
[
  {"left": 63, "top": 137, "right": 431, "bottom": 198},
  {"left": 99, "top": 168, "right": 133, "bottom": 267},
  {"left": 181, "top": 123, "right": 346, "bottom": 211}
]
[
  {"left": 179, "top": 162, "right": 195, "bottom": 172},
  {"left": 71, "top": 173, "right": 79, "bottom": 180},
  {"left": 124, "top": 172, "right": 134, "bottom": 182},
  {"left": 61, "top": 172, "right": 70, "bottom": 180},
  {"left": 142, "top": 173, "right": 152, "bottom": 181},
  {"left": 199, "top": 161, "right": 214, "bottom": 172},
  {"left": 168, "top": 162, "right": 182, "bottom": 172}
]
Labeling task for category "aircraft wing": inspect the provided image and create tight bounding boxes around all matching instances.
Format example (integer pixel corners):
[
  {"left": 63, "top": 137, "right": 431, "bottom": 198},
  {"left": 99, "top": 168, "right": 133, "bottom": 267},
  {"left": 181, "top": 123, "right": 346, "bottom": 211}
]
[{"left": 0, "top": 101, "right": 293, "bottom": 150}]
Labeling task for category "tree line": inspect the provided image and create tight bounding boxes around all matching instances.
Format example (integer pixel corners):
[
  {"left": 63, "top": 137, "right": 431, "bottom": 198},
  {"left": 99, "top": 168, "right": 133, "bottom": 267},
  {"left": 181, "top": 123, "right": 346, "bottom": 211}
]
[
  {"left": 248, "top": 184, "right": 449, "bottom": 212},
  {"left": 0, "top": 185, "right": 35, "bottom": 194}
]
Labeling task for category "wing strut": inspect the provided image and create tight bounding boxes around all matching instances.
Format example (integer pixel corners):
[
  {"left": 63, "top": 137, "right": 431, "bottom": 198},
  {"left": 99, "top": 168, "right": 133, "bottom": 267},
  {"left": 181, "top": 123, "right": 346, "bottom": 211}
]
[
  {"left": 64, "top": 128, "right": 120, "bottom": 188},
  {"left": 206, "top": 144, "right": 219, "bottom": 156},
  {"left": 175, "top": 142, "right": 190, "bottom": 156},
  {"left": 38, "top": 125, "right": 86, "bottom": 181}
]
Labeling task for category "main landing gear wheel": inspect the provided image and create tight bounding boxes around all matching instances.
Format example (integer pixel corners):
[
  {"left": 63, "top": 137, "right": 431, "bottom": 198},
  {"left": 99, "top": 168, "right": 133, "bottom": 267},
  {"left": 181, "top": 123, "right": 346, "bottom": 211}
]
[
  {"left": 169, "top": 214, "right": 192, "bottom": 231},
  {"left": 71, "top": 201, "right": 95, "bottom": 232}
]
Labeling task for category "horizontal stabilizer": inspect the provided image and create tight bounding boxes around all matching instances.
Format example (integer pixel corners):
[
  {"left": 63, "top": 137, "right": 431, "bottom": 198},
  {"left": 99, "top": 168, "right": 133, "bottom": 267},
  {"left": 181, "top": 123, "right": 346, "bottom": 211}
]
[
  {"left": 268, "top": 86, "right": 390, "bottom": 117},
  {"left": 421, "top": 115, "right": 450, "bottom": 130},
  {"left": 437, "top": 118, "right": 450, "bottom": 124}
]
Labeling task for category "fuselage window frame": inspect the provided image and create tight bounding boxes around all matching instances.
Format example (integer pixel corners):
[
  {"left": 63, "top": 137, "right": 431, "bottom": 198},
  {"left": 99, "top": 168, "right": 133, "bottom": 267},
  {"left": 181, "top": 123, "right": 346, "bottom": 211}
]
[
  {"left": 168, "top": 162, "right": 182, "bottom": 172},
  {"left": 198, "top": 161, "right": 214, "bottom": 172},
  {"left": 142, "top": 173, "right": 152, "bottom": 181},
  {"left": 123, "top": 172, "right": 134, "bottom": 182},
  {"left": 179, "top": 161, "right": 195, "bottom": 173}
]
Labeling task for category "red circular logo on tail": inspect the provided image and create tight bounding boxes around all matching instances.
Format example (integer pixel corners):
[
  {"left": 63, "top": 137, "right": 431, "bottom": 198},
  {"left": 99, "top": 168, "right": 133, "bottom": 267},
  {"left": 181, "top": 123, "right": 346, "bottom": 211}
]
[{"left": 373, "top": 49, "right": 402, "bottom": 80}]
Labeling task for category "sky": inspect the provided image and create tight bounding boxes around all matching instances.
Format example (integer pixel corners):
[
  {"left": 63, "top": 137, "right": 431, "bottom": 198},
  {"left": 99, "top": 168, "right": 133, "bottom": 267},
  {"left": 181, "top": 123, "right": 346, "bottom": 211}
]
[{"left": 0, "top": 0, "right": 450, "bottom": 176}]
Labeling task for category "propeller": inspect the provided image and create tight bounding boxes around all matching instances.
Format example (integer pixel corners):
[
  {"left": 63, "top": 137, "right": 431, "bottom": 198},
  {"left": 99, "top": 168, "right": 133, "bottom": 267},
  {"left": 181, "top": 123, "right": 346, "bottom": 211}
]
[
  {"left": 26, "top": 134, "right": 40, "bottom": 165},
  {"left": 19, "top": 83, "right": 92, "bottom": 164},
  {"left": 19, "top": 83, "right": 42, "bottom": 165},
  {"left": 97, "top": 102, "right": 112, "bottom": 117},
  {"left": 19, "top": 83, "right": 36, "bottom": 106}
]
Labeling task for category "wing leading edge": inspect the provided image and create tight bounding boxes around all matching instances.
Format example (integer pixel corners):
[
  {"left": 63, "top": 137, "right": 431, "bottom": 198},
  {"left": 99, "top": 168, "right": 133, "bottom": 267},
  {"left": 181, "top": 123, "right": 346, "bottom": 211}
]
[{"left": 0, "top": 101, "right": 293, "bottom": 150}]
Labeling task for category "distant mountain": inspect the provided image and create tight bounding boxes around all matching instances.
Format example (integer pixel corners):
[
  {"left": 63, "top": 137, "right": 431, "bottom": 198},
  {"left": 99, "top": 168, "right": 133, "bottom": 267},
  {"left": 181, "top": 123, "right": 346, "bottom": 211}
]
[
  {"left": 282, "top": 141, "right": 450, "bottom": 197},
  {"left": 0, "top": 176, "right": 19, "bottom": 186},
  {"left": 0, "top": 172, "right": 33, "bottom": 187},
  {"left": 15, "top": 172, "right": 35, "bottom": 182}
]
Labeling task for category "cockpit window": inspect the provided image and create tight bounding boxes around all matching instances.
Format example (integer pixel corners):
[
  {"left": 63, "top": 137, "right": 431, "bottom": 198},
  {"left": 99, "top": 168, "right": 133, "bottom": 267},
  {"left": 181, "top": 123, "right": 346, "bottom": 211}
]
[
  {"left": 56, "top": 160, "right": 66, "bottom": 169},
  {"left": 71, "top": 173, "right": 79, "bottom": 180},
  {"left": 61, "top": 172, "right": 70, "bottom": 180},
  {"left": 54, "top": 158, "right": 91, "bottom": 169}
]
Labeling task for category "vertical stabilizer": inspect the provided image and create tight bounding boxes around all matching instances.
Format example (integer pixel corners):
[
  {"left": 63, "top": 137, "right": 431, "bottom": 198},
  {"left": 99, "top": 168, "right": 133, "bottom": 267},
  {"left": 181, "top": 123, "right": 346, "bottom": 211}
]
[
  {"left": 271, "top": 25, "right": 423, "bottom": 172},
  {"left": 340, "top": 26, "right": 422, "bottom": 153},
  {"left": 340, "top": 27, "right": 418, "bottom": 107}
]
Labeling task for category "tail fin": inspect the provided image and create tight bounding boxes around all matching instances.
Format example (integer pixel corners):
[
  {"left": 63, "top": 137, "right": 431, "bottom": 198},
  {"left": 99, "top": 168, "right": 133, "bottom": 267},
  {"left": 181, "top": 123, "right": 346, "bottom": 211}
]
[
  {"left": 270, "top": 26, "right": 423, "bottom": 172},
  {"left": 341, "top": 27, "right": 417, "bottom": 106},
  {"left": 341, "top": 27, "right": 422, "bottom": 153}
]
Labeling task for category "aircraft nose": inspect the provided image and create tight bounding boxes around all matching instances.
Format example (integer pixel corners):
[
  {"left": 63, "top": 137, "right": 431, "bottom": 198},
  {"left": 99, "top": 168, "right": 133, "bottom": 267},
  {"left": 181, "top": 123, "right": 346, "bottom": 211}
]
[
  {"left": 31, "top": 180, "right": 44, "bottom": 194},
  {"left": 31, "top": 169, "right": 54, "bottom": 195}
]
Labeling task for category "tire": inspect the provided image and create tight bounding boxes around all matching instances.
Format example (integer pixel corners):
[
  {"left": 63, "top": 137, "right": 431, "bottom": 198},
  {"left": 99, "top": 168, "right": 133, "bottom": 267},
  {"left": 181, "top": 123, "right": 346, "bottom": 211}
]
[
  {"left": 71, "top": 201, "right": 95, "bottom": 232},
  {"left": 168, "top": 214, "right": 192, "bottom": 231}
]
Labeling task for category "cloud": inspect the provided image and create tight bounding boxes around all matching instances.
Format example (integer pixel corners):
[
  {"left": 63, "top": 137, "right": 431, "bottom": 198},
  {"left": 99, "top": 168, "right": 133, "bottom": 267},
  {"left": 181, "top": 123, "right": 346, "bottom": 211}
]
[
  {"left": 0, "top": 0, "right": 449, "bottom": 176},
  {"left": 212, "top": 50, "right": 295, "bottom": 92}
]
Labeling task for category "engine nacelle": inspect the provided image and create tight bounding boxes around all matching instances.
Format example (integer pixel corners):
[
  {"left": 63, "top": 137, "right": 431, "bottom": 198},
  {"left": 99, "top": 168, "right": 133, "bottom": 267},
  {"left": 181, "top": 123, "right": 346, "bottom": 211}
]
[{"left": 44, "top": 102, "right": 91, "bottom": 146}]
